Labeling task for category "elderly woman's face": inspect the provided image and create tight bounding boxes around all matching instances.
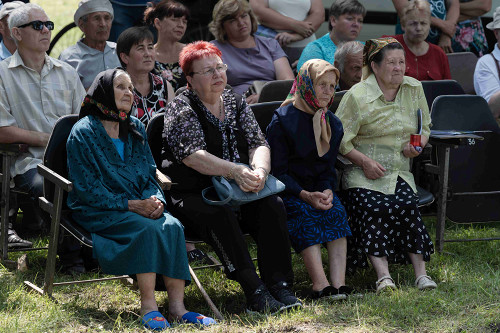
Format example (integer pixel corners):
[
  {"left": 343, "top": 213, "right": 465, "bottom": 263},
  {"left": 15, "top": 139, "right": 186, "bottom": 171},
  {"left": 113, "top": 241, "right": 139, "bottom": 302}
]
[
  {"left": 113, "top": 73, "right": 134, "bottom": 113},
  {"left": 156, "top": 15, "right": 187, "bottom": 42},
  {"left": 403, "top": 11, "right": 430, "bottom": 43},
  {"left": 222, "top": 11, "right": 252, "bottom": 42},
  {"left": 314, "top": 71, "right": 337, "bottom": 108},
  {"left": 372, "top": 49, "right": 405, "bottom": 89},
  {"left": 187, "top": 55, "right": 227, "bottom": 98}
]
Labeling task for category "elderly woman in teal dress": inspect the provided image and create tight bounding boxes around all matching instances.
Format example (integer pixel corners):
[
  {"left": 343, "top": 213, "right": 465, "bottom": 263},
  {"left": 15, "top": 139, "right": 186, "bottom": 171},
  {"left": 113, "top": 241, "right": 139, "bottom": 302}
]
[{"left": 66, "top": 68, "right": 215, "bottom": 331}]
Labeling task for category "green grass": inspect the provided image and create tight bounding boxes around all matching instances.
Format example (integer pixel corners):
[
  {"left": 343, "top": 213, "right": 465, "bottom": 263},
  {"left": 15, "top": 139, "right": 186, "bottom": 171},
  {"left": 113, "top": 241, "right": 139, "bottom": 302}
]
[{"left": 1, "top": 217, "right": 499, "bottom": 332}]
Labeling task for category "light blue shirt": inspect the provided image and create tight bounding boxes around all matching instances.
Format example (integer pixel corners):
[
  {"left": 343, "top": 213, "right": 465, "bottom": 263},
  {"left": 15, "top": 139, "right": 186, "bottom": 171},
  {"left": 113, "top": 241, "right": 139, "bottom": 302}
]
[
  {"left": 474, "top": 43, "right": 500, "bottom": 103},
  {"left": 0, "top": 41, "right": 12, "bottom": 61},
  {"left": 59, "top": 40, "right": 121, "bottom": 90},
  {"left": 297, "top": 33, "right": 337, "bottom": 70}
]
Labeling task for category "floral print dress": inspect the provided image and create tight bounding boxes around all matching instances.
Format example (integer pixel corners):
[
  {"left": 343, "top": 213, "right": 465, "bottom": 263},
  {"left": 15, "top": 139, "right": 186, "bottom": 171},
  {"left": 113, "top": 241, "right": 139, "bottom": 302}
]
[
  {"left": 153, "top": 61, "right": 187, "bottom": 92},
  {"left": 451, "top": 0, "right": 489, "bottom": 57}
]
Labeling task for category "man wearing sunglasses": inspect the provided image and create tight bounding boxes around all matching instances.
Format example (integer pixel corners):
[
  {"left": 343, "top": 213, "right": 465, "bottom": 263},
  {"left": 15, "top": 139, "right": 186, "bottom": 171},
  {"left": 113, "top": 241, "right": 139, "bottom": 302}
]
[
  {"left": 0, "top": 4, "right": 86, "bottom": 273},
  {"left": 59, "top": 0, "right": 121, "bottom": 90}
]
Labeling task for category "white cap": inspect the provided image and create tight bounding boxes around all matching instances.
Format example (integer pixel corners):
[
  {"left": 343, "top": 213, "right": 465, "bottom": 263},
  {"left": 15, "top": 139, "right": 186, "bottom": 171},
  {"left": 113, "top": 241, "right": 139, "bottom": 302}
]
[
  {"left": 486, "top": 7, "right": 500, "bottom": 30},
  {"left": 74, "top": 0, "right": 113, "bottom": 26},
  {"left": 0, "top": 1, "right": 24, "bottom": 21}
]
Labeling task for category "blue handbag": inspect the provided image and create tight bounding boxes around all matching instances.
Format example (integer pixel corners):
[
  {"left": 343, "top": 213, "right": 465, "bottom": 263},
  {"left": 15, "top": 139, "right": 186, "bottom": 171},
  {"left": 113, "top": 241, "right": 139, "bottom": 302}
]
[{"left": 202, "top": 167, "right": 285, "bottom": 206}]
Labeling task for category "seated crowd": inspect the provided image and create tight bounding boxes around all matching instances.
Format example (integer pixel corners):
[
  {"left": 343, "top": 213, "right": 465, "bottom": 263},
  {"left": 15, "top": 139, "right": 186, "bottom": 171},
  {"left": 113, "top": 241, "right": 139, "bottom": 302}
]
[{"left": 1, "top": 0, "right": 499, "bottom": 331}]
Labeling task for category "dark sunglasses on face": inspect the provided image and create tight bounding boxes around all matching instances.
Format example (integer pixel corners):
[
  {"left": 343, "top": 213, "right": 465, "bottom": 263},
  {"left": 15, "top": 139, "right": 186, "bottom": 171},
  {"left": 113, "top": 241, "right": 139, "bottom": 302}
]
[{"left": 18, "top": 20, "right": 54, "bottom": 31}]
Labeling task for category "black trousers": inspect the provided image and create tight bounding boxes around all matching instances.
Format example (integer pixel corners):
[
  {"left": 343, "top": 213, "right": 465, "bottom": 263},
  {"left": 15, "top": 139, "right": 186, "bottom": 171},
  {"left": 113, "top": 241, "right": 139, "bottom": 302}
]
[{"left": 168, "top": 192, "right": 293, "bottom": 296}]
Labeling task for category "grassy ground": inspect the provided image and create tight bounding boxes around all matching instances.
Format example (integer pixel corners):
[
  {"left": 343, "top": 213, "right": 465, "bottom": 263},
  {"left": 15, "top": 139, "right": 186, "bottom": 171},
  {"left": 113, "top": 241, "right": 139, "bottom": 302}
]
[{"left": 1, "top": 217, "right": 499, "bottom": 332}]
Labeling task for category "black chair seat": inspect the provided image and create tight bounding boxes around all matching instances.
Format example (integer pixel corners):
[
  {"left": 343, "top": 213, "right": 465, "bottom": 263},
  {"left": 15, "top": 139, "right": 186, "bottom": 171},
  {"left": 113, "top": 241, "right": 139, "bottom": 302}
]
[{"left": 416, "top": 185, "right": 434, "bottom": 207}]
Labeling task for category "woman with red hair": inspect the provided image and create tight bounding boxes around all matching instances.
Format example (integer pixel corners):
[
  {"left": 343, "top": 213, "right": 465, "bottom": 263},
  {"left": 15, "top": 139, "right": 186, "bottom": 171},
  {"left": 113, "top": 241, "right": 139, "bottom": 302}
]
[{"left": 161, "top": 41, "right": 301, "bottom": 314}]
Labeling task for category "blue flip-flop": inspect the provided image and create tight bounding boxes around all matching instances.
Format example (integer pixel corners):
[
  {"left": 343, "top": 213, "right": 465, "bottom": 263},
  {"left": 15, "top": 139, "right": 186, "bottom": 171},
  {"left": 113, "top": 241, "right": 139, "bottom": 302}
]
[
  {"left": 142, "top": 311, "right": 170, "bottom": 331},
  {"left": 180, "top": 312, "right": 217, "bottom": 326}
]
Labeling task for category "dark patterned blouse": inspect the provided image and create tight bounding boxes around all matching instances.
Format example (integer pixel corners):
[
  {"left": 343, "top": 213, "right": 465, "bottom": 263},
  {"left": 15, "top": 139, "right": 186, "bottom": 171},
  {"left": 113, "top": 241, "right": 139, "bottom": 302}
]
[
  {"left": 153, "top": 61, "right": 187, "bottom": 92},
  {"left": 163, "top": 88, "right": 269, "bottom": 164},
  {"left": 132, "top": 72, "right": 170, "bottom": 126}
]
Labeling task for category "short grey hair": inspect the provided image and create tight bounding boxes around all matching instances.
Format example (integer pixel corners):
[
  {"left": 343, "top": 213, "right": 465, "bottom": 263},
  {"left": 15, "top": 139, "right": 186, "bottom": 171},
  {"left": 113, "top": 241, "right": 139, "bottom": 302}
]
[
  {"left": 8, "top": 3, "right": 45, "bottom": 30},
  {"left": 334, "top": 41, "right": 363, "bottom": 72}
]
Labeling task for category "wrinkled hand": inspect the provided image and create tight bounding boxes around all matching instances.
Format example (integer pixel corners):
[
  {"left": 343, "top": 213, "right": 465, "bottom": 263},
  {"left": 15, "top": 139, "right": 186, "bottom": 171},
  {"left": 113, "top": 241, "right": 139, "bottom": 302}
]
[
  {"left": 275, "top": 32, "right": 302, "bottom": 46},
  {"left": 361, "top": 157, "right": 386, "bottom": 180},
  {"left": 128, "top": 196, "right": 164, "bottom": 219},
  {"left": 438, "top": 34, "right": 453, "bottom": 53},
  {"left": 293, "top": 20, "right": 314, "bottom": 38},
  {"left": 300, "top": 190, "right": 333, "bottom": 210},
  {"left": 245, "top": 93, "right": 260, "bottom": 104},
  {"left": 232, "top": 165, "right": 261, "bottom": 192},
  {"left": 252, "top": 168, "right": 267, "bottom": 193},
  {"left": 403, "top": 142, "right": 422, "bottom": 158}
]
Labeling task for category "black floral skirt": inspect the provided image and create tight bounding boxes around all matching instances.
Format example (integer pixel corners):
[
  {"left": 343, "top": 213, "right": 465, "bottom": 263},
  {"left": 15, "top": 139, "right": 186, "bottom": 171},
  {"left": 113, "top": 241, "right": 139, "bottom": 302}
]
[{"left": 343, "top": 177, "right": 434, "bottom": 271}]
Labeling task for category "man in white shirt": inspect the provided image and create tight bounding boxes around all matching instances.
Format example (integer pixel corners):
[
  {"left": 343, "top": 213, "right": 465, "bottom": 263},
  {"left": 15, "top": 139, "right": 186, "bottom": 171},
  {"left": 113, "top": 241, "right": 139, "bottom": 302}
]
[
  {"left": 473, "top": 6, "right": 500, "bottom": 121},
  {"left": 0, "top": 4, "right": 86, "bottom": 266}
]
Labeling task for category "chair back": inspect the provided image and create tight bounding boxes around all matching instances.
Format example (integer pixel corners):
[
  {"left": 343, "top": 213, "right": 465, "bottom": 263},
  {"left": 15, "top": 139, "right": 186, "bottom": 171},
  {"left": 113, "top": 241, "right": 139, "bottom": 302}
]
[
  {"left": 329, "top": 90, "right": 346, "bottom": 113},
  {"left": 258, "top": 80, "right": 294, "bottom": 103},
  {"left": 431, "top": 95, "right": 500, "bottom": 223},
  {"left": 43, "top": 114, "right": 79, "bottom": 205},
  {"left": 447, "top": 52, "right": 477, "bottom": 94},
  {"left": 146, "top": 113, "right": 165, "bottom": 166},
  {"left": 421, "top": 80, "right": 465, "bottom": 110},
  {"left": 250, "top": 101, "right": 283, "bottom": 133}
]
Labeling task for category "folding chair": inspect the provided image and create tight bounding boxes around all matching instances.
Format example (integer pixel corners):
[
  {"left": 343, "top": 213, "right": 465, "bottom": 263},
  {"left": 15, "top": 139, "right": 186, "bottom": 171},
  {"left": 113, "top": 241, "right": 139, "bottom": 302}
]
[
  {"left": 447, "top": 52, "right": 478, "bottom": 95},
  {"left": 146, "top": 113, "right": 224, "bottom": 320},
  {"left": 24, "top": 115, "right": 223, "bottom": 320},
  {"left": 424, "top": 95, "right": 500, "bottom": 252},
  {"left": 249, "top": 101, "right": 283, "bottom": 133},
  {"left": 421, "top": 80, "right": 465, "bottom": 110},
  {"left": 329, "top": 90, "right": 346, "bottom": 113},
  {"left": 257, "top": 80, "right": 294, "bottom": 103}
]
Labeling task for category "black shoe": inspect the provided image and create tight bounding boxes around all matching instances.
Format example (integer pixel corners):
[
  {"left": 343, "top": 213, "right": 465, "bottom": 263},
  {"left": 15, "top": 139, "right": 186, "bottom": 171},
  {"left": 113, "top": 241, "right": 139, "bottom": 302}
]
[
  {"left": 6, "top": 227, "right": 32, "bottom": 249},
  {"left": 268, "top": 281, "right": 303, "bottom": 310},
  {"left": 310, "top": 286, "right": 346, "bottom": 301},
  {"left": 187, "top": 249, "right": 216, "bottom": 266},
  {"left": 246, "top": 285, "right": 286, "bottom": 314},
  {"left": 338, "top": 285, "right": 363, "bottom": 298},
  {"left": 62, "top": 263, "right": 86, "bottom": 276}
]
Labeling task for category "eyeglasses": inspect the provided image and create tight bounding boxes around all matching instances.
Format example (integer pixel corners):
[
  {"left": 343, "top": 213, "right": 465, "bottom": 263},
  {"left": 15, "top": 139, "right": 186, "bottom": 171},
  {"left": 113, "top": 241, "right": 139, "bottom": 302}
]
[
  {"left": 18, "top": 20, "right": 54, "bottom": 31},
  {"left": 190, "top": 63, "right": 228, "bottom": 76}
]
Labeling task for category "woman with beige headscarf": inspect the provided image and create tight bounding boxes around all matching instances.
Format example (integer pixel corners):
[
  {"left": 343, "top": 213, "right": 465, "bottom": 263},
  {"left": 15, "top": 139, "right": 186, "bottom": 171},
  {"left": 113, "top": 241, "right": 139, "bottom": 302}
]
[
  {"left": 267, "top": 59, "right": 356, "bottom": 300},
  {"left": 336, "top": 38, "right": 436, "bottom": 293}
]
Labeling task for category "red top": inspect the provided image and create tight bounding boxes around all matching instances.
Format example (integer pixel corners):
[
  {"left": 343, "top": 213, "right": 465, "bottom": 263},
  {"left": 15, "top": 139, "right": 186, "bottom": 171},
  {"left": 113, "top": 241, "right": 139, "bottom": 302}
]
[{"left": 389, "top": 34, "right": 451, "bottom": 81}]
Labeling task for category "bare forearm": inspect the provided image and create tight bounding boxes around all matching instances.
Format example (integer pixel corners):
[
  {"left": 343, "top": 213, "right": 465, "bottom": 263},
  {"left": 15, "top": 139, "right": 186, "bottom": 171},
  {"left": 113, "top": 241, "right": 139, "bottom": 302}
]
[
  {"left": 182, "top": 150, "right": 234, "bottom": 176},
  {"left": 344, "top": 148, "right": 368, "bottom": 167},
  {"left": 0, "top": 126, "right": 50, "bottom": 146},
  {"left": 249, "top": 145, "right": 270, "bottom": 172},
  {"left": 304, "top": 0, "right": 325, "bottom": 30},
  {"left": 459, "top": 0, "right": 491, "bottom": 18}
]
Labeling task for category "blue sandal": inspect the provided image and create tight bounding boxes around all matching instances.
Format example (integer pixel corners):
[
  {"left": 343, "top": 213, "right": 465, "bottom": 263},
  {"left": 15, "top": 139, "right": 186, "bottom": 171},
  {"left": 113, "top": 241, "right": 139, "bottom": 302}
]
[
  {"left": 142, "top": 311, "right": 170, "bottom": 331},
  {"left": 180, "top": 312, "right": 216, "bottom": 326}
]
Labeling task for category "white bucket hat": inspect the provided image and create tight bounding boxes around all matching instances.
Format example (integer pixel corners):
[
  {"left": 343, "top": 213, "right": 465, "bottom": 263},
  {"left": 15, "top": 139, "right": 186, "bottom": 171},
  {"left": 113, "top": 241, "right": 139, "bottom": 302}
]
[
  {"left": 486, "top": 7, "right": 500, "bottom": 30},
  {"left": 74, "top": 0, "right": 114, "bottom": 26},
  {"left": 0, "top": 1, "right": 25, "bottom": 21}
]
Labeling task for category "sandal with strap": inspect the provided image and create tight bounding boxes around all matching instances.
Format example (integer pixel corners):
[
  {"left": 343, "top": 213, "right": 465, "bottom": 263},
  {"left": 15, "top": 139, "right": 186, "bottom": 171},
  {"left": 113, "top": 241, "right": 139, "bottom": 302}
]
[
  {"left": 375, "top": 276, "right": 397, "bottom": 293},
  {"left": 142, "top": 311, "right": 170, "bottom": 331},
  {"left": 415, "top": 275, "right": 437, "bottom": 290}
]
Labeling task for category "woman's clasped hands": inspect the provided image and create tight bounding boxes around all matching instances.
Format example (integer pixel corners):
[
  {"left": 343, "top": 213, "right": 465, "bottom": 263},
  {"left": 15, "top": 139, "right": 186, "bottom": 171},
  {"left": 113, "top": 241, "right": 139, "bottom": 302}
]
[
  {"left": 299, "top": 189, "right": 334, "bottom": 211},
  {"left": 232, "top": 164, "right": 267, "bottom": 193},
  {"left": 128, "top": 196, "right": 164, "bottom": 219}
]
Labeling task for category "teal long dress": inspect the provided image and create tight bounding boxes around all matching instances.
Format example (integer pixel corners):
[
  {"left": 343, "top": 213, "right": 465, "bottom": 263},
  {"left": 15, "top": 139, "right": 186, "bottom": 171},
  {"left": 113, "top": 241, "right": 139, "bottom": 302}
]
[{"left": 66, "top": 115, "right": 190, "bottom": 282}]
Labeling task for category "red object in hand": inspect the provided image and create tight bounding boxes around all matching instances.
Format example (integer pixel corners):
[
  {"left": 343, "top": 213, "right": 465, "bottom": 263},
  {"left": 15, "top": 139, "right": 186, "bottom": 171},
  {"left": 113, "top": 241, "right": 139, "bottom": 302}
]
[{"left": 410, "top": 134, "right": 421, "bottom": 147}]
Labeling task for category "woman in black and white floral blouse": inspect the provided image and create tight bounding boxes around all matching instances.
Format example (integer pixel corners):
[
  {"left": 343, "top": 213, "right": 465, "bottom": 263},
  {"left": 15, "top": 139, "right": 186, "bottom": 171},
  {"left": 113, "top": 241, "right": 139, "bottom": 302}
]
[{"left": 161, "top": 41, "right": 301, "bottom": 314}]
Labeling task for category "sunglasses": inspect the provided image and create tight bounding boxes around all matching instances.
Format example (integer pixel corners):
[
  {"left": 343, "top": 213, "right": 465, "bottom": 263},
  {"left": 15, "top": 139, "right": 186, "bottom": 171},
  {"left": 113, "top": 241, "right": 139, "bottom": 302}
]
[{"left": 18, "top": 20, "right": 54, "bottom": 31}]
